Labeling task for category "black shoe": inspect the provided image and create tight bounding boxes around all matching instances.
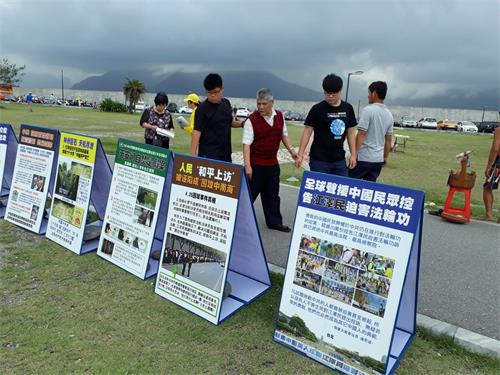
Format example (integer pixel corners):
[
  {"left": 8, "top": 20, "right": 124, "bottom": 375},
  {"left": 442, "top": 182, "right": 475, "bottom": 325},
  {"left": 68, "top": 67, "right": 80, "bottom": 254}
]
[{"left": 268, "top": 224, "right": 291, "bottom": 233}]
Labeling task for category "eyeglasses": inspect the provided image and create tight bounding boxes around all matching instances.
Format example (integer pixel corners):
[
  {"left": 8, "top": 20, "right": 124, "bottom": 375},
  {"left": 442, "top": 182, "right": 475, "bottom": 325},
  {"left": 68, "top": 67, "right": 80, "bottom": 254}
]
[
  {"left": 324, "top": 91, "right": 341, "bottom": 97},
  {"left": 206, "top": 88, "right": 222, "bottom": 96}
]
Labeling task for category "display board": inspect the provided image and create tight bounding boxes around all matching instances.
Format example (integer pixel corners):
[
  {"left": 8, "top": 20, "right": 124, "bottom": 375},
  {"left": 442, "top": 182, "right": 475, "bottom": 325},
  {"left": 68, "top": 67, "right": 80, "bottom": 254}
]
[
  {"left": 97, "top": 139, "right": 172, "bottom": 279},
  {"left": 5, "top": 124, "right": 59, "bottom": 234},
  {"left": 46, "top": 132, "right": 112, "bottom": 254},
  {"left": 154, "top": 154, "right": 271, "bottom": 325},
  {"left": 274, "top": 172, "right": 424, "bottom": 375},
  {"left": 0, "top": 123, "right": 18, "bottom": 217}
]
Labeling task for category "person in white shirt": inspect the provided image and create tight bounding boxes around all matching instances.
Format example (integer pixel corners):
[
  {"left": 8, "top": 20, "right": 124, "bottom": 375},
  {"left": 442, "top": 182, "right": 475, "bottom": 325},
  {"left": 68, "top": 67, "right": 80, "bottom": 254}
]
[
  {"left": 349, "top": 81, "right": 393, "bottom": 182},
  {"left": 242, "top": 88, "right": 296, "bottom": 232}
]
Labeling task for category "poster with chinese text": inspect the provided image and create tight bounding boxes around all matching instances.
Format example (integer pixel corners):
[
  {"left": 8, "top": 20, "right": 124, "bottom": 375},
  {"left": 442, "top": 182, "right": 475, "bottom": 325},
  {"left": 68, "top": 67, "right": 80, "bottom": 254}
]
[
  {"left": 5, "top": 125, "right": 59, "bottom": 233},
  {"left": 46, "top": 132, "right": 97, "bottom": 253},
  {"left": 0, "top": 124, "right": 10, "bottom": 194},
  {"left": 1, "top": 124, "right": 18, "bottom": 208},
  {"left": 274, "top": 172, "right": 424, "bottom": 375},
  {"left": 154, "top": 155, "right": 243, "bottom": 324},
  {"left": 97, "top": 139, "right": 170, "bottom": 279}
]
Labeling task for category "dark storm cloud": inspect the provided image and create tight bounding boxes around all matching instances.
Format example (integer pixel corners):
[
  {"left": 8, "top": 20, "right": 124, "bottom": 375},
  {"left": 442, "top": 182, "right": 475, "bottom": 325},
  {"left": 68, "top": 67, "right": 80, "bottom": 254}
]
[{"left": 1, "top": 0, "right": 498, "bottom": 108}]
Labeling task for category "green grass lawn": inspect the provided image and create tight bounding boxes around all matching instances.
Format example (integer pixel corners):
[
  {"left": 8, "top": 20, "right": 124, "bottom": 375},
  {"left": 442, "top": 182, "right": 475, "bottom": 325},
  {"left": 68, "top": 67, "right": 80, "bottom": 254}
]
[
  {"left": 0, "top": 102, "right": 496, "bottom": 219},
  {"left": 1, "top": 220, "right": 498, "bottom": 375}
]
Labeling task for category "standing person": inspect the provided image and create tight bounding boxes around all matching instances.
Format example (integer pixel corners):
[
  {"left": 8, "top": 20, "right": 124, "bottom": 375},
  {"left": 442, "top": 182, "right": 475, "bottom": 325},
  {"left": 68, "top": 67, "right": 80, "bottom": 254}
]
[
  {"left": 178, "top": 93, "right": 200, "bottom": 135},
  {"left": 187, "top": 253, "right": 193, "bottom": 277},
  {"left": 483, "top": 125, "right": 500, "bottom": 221},
  {"left": 295, "top": 74, "right": 357, "bottom": 175},
  {"left": 140, "top": 92, "right": 175, "bottom": 149},
  {"left": 190, "top": 73, "right": 245, "bottom": 162},
  {"left": 242, "top": 88, "right": 296, "bottom": 232},
  {"left": 26, "top": 92, "right": 33, "bottom": 112},
  {"left": 181, "top": 252, "right": 187, "bottom": 276},
  {"left": 349, "top": 81, "right": 393, "bottom": 182}
]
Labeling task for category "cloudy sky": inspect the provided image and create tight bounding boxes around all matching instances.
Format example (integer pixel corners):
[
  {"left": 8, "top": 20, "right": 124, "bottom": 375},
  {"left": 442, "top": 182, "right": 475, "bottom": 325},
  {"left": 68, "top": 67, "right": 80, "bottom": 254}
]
[{"left": 1, "top": 0, "right": 498, "bottom": 109}]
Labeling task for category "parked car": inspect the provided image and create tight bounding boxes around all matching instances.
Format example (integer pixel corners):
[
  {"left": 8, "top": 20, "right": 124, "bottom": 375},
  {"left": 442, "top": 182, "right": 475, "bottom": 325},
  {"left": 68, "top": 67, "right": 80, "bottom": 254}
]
[
  {"left": 285, "top": 112, "right": 305, "bottom": 121},
  {"left": 401, "top": 116, "right": 417, "bottom": 127},
  {"left": 477, "top": 121, "right": 499, "bottom": 133},
  {"left": 235, "top": 107, "right": 251, "bottom": 118},
  {"left": 417, "top": 117, "right": 437, "bottom": 129},
  {"left": 457, "top": 121, "right": 478, "bottom": 133},
  {"left": 437, "top": 119, "right": 458, "bottom": 131},
  {"left": 167, "top": 102, "right": 178, "bottom": 113},
  {"left": 179, "top": 105, "right": 193, "bottom": 114}
]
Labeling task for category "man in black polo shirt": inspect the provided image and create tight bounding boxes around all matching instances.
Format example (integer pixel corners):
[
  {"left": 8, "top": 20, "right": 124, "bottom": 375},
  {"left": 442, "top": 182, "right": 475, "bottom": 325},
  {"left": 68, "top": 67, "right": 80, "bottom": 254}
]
[{"left": 190, "top": 73, "right": 245, "bottom": 162}]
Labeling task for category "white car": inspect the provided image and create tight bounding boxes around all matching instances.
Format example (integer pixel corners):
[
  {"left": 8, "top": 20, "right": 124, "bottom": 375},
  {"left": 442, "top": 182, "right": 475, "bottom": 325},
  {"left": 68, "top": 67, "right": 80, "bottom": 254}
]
[
  {"left": 235, "top": 107, "right": 251, "bottom": 118},
  {"left": 135, "top": 101, "right": 146, "bottom": 112},
  {"left": 417, "top": 117, "right": 437, "bottom": 129},
  {"left": 401, "top": 116, "right": 417, "bottom": 127},
  {"left": 179, "top": 105, "right": 193, "bottom": 114},
  {"left": 457, "top": 121, "right": 478, "bottom": 133}
]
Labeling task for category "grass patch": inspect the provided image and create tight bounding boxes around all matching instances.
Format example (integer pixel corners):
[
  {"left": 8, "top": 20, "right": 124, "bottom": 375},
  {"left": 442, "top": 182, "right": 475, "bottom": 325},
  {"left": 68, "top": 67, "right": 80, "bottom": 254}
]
[
  {"left": 0, "top": 103, "right": 496, "bottom": 219},
  {"left": 1, "top": 220, "right": 499, "bottom": 374}
]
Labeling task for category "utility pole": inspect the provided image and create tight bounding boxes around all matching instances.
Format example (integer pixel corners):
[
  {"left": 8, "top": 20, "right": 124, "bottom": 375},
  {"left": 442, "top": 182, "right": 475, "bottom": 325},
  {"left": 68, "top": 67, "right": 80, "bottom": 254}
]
[{"left": 61, "top": 69, "right": 65, "bottom": 102}]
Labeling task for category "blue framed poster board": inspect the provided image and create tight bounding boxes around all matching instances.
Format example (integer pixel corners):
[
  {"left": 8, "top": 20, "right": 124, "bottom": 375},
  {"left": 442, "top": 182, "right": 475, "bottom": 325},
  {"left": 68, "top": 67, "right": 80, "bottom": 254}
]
[
  {"left": 96, "top": 139, "right": 172, "bottom": 280},
  {"left": 0, "top": 123, "right": 18, "bottom": 217},
  {"left": 274, "top": 172, "right": 424, "bottom": 375},
  {"left": 154, "top": 154, "right": 271, "bottom": 325},
  {"left": 4, "top": 124, "right": 60, "bottom": 234},
  {"left": 46, "top": 132, "right": 112, "bottom": 255}
]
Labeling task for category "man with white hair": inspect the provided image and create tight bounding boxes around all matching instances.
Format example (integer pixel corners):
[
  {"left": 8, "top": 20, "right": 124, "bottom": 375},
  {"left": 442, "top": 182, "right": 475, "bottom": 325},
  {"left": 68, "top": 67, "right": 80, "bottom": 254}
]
[{"left": 242, "top": 88, "right": 297, "bottom": 232}]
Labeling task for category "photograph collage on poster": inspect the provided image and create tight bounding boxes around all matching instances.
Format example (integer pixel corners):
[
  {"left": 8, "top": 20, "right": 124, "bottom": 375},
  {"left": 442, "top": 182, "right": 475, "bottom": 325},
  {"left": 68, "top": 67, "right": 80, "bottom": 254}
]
[
  {"left": 103, "top": 222, "right": 149, "bottom": 253},
  {"left": 51, "top": 198, "right": 84, "bottom": 228},
  {"left": 30, "top": 174, "right": 46, "bottom": 192},
  {"left": 294, "top": 235, "right": 395, "bottom": 318},
  {"left": 55, "top": 161, "right": 91, "bottom": 200},
  {"left": 161, "top": 232, "right": 227, "bottom": 293},
  {"left": 133, "top": 186, "right": 158, "bottom": 228}
]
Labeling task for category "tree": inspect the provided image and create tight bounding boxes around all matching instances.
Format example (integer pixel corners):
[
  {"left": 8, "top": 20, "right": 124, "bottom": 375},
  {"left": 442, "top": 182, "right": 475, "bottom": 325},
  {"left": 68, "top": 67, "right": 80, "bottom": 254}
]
[
  {"left": 0, "top": 58, "right": 26, "bottom": 85},
  {"left": 123, "top": 78, "right": 146, "bottom": 113}
]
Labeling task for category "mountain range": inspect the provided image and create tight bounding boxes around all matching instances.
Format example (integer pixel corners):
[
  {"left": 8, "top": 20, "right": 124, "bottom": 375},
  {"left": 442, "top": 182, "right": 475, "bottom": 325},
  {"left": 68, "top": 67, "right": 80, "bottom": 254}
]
[{"left": 72, "top": 70, "right": 323, "bottom": 101}]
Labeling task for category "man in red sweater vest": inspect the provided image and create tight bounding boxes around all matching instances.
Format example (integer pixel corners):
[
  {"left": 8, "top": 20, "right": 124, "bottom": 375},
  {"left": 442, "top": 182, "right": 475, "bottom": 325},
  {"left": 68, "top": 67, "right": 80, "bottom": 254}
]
[{"left": 242, "top": 88, "right": 297, "bottom": 232}]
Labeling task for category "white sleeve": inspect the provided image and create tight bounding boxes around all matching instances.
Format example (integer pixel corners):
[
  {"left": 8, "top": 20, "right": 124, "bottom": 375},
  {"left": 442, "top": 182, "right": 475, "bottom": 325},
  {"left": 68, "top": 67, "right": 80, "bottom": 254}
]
[
  {"left": 242, "top": 118, "right": 254, "bottom": 145},
  {"left": 282, "top": 119, "right": 289, "bottom": 137},
  {"left": 357, "top": 107, "right": 371, "bottom": 131}
]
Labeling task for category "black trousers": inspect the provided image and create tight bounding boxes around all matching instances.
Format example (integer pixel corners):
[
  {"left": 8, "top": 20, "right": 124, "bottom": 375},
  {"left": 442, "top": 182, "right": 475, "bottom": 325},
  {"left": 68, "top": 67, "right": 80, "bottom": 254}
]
[
  {"left": 145, "top": 137, "right": 170, "bottom": 149},
  {"left": 249, "top": 163, "right": 283, "bottom": 227},
  {"left": 349, "top": 161, "right": 384, "bottom": 182}
]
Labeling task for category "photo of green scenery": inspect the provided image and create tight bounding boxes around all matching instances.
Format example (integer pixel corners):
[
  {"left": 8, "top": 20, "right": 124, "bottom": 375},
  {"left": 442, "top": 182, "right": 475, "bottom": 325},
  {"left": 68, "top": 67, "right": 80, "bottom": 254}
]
[{"left": 51, "top": 198, "right": 84, "bottom": 227}]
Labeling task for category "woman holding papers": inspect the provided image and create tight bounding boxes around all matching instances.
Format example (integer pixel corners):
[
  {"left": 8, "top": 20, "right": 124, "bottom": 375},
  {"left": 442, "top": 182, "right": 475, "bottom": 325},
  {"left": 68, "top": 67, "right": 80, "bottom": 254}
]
[{"left": 140, "top": 92, "right": 175, "bottom": 148}]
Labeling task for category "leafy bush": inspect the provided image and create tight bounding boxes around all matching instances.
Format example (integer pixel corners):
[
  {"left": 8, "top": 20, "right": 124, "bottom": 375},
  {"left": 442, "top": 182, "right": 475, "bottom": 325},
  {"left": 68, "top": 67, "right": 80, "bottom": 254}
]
[{"left": 99, "top": 98, "right": 127, "bottom": 113}]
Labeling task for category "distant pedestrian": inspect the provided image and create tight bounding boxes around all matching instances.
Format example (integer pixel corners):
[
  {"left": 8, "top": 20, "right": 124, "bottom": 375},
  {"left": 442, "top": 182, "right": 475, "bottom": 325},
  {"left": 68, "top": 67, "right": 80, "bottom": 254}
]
[
  {"left": 483, "top": 124, "right": 500, "bottom": 221},
  {"left": 26, "top": 92, "right": 33, "bottom": 112},
  {"left": 349, "top": 81, "right": 394, "bottom": 182},
  {"left": 187, "top": 253, "right": 193, "bottom": 277},
  {"left": 179, "top": 93, "right": 200, "bottom": 135},
  {"left": 181, "top": 252, "right": 187, "bottom": 275},
  {"left": 295, "top": 74, "right": 357, "bottom": 175}
]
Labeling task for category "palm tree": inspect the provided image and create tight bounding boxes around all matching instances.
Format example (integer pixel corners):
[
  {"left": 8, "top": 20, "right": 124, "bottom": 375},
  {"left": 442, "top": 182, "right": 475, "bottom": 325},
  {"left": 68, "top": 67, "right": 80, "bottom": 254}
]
[{"left": 123, "top": 78, "right": 146, "bottom": 113}]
